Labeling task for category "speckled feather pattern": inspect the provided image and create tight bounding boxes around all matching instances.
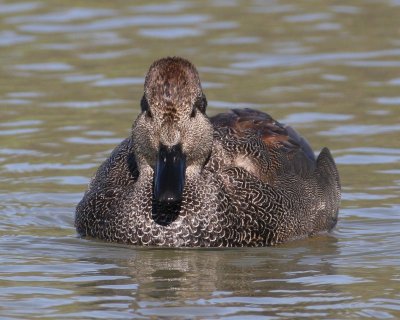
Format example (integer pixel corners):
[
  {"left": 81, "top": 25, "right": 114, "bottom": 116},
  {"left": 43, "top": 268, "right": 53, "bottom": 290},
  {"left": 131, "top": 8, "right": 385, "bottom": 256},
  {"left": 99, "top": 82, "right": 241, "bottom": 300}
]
[{"left": 75, "top": 57, "right": 341, "bottom": 247}]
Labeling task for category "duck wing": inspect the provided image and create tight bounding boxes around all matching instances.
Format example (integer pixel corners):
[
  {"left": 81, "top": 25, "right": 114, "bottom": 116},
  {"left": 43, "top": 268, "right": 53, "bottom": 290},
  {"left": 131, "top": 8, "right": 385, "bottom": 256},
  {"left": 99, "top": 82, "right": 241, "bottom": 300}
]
[{"left": 210, "top": 108, "right": 316, "bottom": 183}]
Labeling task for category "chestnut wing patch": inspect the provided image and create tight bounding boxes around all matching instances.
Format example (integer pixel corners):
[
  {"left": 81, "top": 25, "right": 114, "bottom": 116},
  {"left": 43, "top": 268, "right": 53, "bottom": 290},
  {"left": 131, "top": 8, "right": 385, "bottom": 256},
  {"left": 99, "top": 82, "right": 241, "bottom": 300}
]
[
  {"left": 211, "top": 108, "right": 312, "bottom": 155},
  {"left": 211, "top": 108, "right": 316, "bottom": 179}
]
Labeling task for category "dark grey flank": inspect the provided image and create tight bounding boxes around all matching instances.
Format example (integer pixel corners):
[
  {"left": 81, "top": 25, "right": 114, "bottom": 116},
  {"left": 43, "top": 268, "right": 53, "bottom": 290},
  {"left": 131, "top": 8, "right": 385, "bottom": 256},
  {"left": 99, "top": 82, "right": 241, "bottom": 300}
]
[{"left": 75, "top": 57, "right": 341, "bottom": 247}]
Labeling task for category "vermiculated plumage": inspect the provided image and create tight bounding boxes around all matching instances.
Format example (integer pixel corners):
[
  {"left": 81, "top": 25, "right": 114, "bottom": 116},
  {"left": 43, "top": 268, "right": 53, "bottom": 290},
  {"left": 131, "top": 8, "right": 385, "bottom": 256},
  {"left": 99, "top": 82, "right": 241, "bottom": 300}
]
[{"left": 75, "top": 57, "right": 341, "bottom": 247}]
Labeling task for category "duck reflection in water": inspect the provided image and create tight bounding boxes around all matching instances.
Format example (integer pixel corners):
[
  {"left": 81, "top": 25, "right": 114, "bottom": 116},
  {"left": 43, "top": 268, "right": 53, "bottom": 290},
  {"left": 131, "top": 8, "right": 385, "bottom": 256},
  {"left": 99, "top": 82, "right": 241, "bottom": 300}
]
[{"left": 75, "top": 57, "right": 341, "bottom": 247}]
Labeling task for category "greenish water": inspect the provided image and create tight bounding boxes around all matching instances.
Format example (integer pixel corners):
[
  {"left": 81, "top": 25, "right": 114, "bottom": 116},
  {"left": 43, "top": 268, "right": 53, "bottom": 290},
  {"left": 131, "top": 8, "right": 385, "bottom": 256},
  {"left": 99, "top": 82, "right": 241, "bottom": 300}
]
[{"left": 1, "top": 0, "right": 400, "bottom": 318}]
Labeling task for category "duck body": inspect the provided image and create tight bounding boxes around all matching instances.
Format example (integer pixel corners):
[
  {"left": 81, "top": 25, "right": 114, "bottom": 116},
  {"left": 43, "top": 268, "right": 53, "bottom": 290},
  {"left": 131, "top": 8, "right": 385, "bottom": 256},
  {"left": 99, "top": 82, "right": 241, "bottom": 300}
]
[{"left": 75, "top": 57, "right": 340, "bottom": 247}]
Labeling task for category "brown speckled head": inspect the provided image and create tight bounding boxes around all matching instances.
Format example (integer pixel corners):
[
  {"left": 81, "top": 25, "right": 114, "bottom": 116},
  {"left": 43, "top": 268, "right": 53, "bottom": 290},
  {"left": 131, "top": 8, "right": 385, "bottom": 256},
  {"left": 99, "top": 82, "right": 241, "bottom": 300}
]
[
  {"left": 132, "top": 57, "right": 213, "bottom": 178},
  {"left": 143, "top": 57, "right": 207, "bottom": 122}
]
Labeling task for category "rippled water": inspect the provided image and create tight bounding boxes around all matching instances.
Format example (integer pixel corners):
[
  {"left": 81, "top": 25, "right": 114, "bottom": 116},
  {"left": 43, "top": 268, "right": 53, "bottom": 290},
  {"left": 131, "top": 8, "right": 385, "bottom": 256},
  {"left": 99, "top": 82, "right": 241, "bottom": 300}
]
[{"left": 1, "top": 1, "right": 400, "bottom": 318}]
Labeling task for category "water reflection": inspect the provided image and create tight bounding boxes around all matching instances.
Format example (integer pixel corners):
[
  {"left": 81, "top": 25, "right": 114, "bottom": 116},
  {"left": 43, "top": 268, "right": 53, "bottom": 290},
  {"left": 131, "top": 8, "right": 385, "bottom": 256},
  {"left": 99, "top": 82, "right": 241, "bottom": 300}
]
[
  {"left": 60, "top": 237, "right": 343, "bottom": 318},
  {"left": 0, "top": 30, "right": 35, "bottom": 46},
  {"left": 0, "top": 2, "right": 42, "bottom": 14},
  {"left": 231, "top": 49, "right": 400, "bottom": 69},
  {"left": 19, "top": 14, "right": 209, "bottom": 33},
  {"left": 14, "top": 62, "right": 73, "bottom": 71}
]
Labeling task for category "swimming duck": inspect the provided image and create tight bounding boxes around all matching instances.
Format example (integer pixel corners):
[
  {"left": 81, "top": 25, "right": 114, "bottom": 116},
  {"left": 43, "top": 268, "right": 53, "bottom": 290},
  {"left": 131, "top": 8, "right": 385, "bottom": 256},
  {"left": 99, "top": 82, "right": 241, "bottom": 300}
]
[{"left": 75, "top": 57, "right": 340, "bottom": 247}]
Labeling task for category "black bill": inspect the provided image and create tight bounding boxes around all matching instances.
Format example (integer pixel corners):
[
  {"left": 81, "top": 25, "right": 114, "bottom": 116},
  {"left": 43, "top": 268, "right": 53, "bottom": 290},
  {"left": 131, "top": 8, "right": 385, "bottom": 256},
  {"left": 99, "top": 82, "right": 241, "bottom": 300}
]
[{"left": 154, "top": 143, "right": 186, "bottom": 203}]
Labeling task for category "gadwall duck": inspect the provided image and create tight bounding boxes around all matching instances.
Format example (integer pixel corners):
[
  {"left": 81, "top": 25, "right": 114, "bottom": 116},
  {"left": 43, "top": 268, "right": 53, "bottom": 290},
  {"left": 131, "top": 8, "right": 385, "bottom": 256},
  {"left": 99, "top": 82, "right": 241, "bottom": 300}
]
[{"left": 75, "top": 57, "right": 341, "bottom": 247}]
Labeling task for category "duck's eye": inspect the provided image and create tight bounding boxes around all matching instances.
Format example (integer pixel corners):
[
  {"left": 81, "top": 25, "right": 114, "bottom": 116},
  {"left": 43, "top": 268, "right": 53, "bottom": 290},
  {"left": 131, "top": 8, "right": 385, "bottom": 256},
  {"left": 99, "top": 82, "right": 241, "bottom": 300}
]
[
  {"left": 190, "top": 108, "right": 196, "bottom": 118},
  {"left": 141, "top": 95, "right": 151, "bottom": 118},
  {"left": 194, "top": 94, "right": 207, "bottom": 114}
]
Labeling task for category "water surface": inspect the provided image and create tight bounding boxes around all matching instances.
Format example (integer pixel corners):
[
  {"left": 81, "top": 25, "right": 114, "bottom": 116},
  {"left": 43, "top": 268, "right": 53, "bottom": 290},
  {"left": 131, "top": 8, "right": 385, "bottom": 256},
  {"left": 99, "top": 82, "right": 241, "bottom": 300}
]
[{"left": 1, "top": 0, "right": 400, "bottom": 318}]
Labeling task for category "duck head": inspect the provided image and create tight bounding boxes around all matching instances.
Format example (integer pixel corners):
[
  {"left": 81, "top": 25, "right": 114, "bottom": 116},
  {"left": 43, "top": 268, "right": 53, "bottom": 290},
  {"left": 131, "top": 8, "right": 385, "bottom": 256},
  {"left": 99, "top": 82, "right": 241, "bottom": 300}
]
[{"left": 132, "top": 57, "right": 213, "bottom": 204}]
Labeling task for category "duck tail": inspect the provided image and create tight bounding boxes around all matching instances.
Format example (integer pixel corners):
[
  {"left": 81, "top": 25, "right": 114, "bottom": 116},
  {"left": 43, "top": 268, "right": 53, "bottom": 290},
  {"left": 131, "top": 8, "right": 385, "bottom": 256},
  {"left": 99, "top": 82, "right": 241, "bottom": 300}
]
[{"left": 316, "top": 147, "right": 341, "bottom": 229}]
